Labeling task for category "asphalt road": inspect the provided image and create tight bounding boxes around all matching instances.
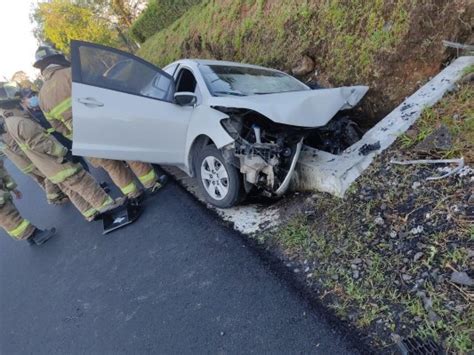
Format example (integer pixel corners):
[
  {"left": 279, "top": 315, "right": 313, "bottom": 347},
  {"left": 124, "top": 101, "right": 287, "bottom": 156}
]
[{"left": 0, "top": 161, "right": 358, "bottom": 354}]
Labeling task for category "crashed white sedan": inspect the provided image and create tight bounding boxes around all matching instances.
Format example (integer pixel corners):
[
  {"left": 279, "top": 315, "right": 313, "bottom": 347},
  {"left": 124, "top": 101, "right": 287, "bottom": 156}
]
[{"left": 71, "top": 40, "right": 368, "bottom": 207}]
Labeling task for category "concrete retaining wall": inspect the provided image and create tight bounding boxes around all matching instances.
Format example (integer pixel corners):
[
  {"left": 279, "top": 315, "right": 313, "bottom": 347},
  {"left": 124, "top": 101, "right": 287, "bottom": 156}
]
[{"left": 293, "top": 56, "right": 474, "bottom": 197}]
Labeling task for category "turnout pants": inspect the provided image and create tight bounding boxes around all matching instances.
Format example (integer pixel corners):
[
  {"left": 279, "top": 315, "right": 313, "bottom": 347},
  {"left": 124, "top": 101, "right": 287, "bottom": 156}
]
[
  {"left": 29, "top": 170, "right": 65, "bottom": 203},
  {"left": 56, "top": 169, "right": 113, "bottom": 219},
  {"left": 0, "top": 200, "right": 36, "bottom": 240},
  {"left": 88, "top": 158, "right": 157, "bottom": 198}
]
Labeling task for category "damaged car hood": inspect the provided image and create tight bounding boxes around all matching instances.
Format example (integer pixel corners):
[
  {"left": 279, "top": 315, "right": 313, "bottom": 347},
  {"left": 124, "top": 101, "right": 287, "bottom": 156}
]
[{"left": 209, "top": 86, "right": 369, "bottom": 128}]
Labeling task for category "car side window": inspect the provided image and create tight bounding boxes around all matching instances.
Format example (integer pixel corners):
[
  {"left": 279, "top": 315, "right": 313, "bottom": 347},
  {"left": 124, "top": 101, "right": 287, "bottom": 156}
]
[
  {"left": 76, "top": 45, "right": 174, "bottom": 101},
  {"left": 176, "top": 69, "right": 197, "bottom": 93}
]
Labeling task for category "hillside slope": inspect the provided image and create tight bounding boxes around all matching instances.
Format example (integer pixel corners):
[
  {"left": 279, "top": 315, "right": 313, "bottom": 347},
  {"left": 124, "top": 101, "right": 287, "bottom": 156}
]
[{"left": 138, "top": 0, "right": 473, "bottom": 123}]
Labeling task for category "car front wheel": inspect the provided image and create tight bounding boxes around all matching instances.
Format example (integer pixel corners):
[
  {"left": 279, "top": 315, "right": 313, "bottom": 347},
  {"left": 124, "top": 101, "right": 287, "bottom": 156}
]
[{"left": 195, "top": 145, "right": 242, "bottom": 208}]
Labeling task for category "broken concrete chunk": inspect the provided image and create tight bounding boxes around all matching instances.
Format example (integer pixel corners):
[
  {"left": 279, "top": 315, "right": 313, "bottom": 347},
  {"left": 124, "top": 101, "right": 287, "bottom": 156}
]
[
  {"left": 450, "top": 271, "right": 474, "bottom": 287},
  {"left": 414, "top": 125, "right": 453, "bottom": 152},
  {"left": 413, "top": 252, "right": 424, "bottom": 262},
  {"left": 291, "top": 55, "right": 315, "bottom": 76}
]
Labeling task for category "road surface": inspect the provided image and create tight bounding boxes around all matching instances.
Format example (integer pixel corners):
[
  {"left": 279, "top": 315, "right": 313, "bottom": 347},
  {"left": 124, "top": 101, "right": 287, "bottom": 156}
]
[{"left": 0, "top": 161, "right": 359, "bottom": 354}]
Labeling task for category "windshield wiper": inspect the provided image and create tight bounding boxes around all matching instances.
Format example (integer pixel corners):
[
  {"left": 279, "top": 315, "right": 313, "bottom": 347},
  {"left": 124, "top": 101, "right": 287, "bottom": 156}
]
[{"left": 214, "top": 91, "right": 246, "bottom": 96}]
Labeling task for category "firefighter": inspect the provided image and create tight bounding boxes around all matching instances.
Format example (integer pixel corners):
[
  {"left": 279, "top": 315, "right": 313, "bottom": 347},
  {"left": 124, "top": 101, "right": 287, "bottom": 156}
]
[
  {"left": 20, "top": 89, "right": 90, "bottom": 172},
  {"left": 0, "top": 92, "right": 124, "bottom": 222},
  {"left": 1, "top": 128, "right": 68, "bottom": 205},
  {"left": 33, "top": 45, "right": 162, "bottom": 199},
  {"left": 0, "top": 159, "right": 56, "bottom": 245}
]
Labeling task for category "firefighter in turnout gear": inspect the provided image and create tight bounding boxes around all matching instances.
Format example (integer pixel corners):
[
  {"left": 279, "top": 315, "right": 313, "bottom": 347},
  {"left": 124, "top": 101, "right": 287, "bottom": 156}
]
[
  {"left": 1, "top": 129, "right": 68, "bottom": 205},
  {"left": 0, "top": 159, "right": 56, "bottom": 245},
  {"left": 34, "top": 45, "right": 162, "bottom": 199},
  {"left": 0, "top": 94, "right": 124, "bottom": 222}
]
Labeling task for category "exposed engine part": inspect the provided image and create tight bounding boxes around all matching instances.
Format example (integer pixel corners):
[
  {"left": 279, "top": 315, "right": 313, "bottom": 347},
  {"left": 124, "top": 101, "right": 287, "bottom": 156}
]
[
  {"left": 240, "top": 154, "right": 278, "bottom": 187},
  {"left": 219, "top": 109, "right": 307, "bottom": 195},
  {"left": 252, "top": 124, "right": 262, "bottom": 144},
  {"left": 304, "top": 115, "right": 363, "bottom": 154}
]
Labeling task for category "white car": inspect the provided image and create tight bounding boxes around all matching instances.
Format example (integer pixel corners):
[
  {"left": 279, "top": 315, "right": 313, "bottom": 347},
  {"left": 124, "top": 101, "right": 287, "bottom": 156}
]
[{"left": 71, "top": 40, "right": 368, "bottom": 207}]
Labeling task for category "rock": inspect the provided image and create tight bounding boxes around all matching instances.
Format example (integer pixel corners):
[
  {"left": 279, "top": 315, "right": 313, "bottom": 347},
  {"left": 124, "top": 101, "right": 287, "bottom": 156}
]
[
  {"left": 410, "top": 226, "right": 424, "bottom": 235},
  {"left": 468, "top": 249, "right": 474, "bottom": 258},
  {"left": 412, "top": 181, "right": 421, "bottom": 190},
  {"left": 413, "top": 252, "right": 424, "bottom": 262},
  {"left": 468, "top": 194, "right": 474, "bottom": 205},
  {"left": 307, "top": 273, "right": 313, "bottom": 278},
  {"left": 460, "top": 72, "right": 474, "bottom": 84},
  {"left": 293, "top": 268, "right": 301, "bottom": 273},
  {"left": 353, "top": 270, "right": 360, "bottom": 279},
  {"left": 304, "top": 266, "right": 310, "bottom": 273},
  {"left": 428, "top": 310, "right": 441, "bottom": 323},
  {"left": 414, "top": 125, "right": 453, "bottom": 152},
  {"left": 389, "top": 231, "right": 397, "bottom": 239},
  {"left": 220, "top": 331, "right": 225, "bottom": 336},
  {"left": 331, "top": 274, "right": 339, "bottom": 281},
  {"left": 352, "top": 258, "right": 363, "bottom": 264},
  {"left": 450, "top": 271, "right": 474, "bottom": 286},
  {"left": 374, "top": 216, "right": 385, "bottom": 226},
  {"left": 291, "top": 55, "right": 315, "bottom": 76},
  {"left": 402, "top": 274, "right": 412, "bottom": 281},
  {"left": 405, "top": 129, "right": 418, "bottom": 139},
  {"left": 351, "top": 264, "right": 358, "bottom": 270}
]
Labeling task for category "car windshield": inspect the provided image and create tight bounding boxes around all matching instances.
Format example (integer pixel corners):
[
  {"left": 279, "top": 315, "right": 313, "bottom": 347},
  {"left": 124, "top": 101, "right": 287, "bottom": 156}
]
[{"left": 199, "top": 64, "right": 309, "bottom": 96}]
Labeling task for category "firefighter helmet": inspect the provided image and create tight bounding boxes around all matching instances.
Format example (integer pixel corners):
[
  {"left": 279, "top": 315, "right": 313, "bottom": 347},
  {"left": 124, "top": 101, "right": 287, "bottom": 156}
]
[{"left": 33, "top": 45, "right": 65, "bottom": 69}]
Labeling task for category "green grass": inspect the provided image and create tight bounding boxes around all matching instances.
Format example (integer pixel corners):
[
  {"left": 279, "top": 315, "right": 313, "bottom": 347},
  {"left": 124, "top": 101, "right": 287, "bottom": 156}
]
[
  {"left": 138, "top": 0, "right": 412, "bottom": 84},
  {"left": 401, "top": 85, "right": 474, "bottom": 161}
]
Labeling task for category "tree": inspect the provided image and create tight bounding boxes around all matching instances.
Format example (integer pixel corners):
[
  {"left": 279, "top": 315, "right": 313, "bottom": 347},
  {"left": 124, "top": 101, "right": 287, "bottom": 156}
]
[
  {"left": 11, "top": 71, "right": 33, "bottom": 89},
  {"left": 32, "top": 0, "right": 117, "bottom": 55}
]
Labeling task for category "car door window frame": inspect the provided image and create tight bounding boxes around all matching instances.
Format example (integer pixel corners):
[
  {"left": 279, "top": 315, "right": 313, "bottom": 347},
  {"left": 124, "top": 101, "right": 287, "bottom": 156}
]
[
  {"left": 71, "top": 40, "right": 176, "bottom": 103},
  {"left": 173, "top": 66, "right": 202, "bottom": 105}
]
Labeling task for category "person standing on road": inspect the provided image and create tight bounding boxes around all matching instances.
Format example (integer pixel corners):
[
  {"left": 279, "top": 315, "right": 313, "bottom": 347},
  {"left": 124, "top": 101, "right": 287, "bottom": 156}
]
[
  {"left": 34, "top": 45, "right": 163, "bottom": 200},
  {"left": 1, "top": 127, "right": 68, "bottom": 205},
  {"left": 0, "top": 93, "right": 124, "bottom": 222},
  {"left": 0, "top": 159, "right": 55, "bottom": 245}
]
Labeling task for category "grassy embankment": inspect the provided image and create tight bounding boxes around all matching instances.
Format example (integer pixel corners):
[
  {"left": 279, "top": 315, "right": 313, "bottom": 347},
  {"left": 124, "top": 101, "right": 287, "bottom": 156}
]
[{"left": 138, "top": 0, "right": 473, "bottom": 120}]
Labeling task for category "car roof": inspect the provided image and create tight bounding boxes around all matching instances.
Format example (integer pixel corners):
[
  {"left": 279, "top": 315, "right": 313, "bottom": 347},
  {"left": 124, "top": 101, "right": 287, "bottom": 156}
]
[{"left": 166, "top": 59, "right": 280, "bottom": 71}]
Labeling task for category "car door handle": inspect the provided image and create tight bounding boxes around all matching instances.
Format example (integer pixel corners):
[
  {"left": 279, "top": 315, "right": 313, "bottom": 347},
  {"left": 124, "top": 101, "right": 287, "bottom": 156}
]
[{"left": 77, "top": 97, "right": 104, "bottom": 107}]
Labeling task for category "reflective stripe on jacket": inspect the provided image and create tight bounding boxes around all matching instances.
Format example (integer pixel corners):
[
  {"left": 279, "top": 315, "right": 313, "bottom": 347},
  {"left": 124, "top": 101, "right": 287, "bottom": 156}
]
[
  {"left": 4, "top": 113, "right": 79, "bottom": 184},
  {"left": 39, "top": 66, "right": 73, "bottom": 139}
]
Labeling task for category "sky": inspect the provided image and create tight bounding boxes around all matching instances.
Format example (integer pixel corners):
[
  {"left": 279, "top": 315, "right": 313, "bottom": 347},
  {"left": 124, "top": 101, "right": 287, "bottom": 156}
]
[{"left": 0, "top": 0, "right": 40, "bottom": 81}]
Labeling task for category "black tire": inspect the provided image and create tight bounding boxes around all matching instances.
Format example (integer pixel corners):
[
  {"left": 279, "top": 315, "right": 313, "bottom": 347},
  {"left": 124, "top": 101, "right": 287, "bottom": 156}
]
[{"left": 195, "top": 145, "right": 242, "bottom": 208}]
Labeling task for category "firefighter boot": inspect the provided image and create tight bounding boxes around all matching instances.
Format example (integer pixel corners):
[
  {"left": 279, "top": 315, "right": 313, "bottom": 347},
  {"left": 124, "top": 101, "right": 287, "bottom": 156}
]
[
  {"left": 28, "top": 227, "right": 56, "bottom": 246},
  {"left": 147, "top": 174, "right": 168, "bottom": 195},
  {"left": 98, "top": 196, "right": 128, "bottom": 215}
]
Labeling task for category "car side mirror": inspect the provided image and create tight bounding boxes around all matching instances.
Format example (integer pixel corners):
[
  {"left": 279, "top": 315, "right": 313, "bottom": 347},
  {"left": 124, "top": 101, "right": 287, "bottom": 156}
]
[{"left": 174, "top": 92, "right": 197, "bottom": 106}]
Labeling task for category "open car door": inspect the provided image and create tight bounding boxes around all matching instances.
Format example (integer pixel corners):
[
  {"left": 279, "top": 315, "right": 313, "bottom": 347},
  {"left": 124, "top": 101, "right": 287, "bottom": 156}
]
[{"left": 71, "top": 40, "right": 192, "bottom": 165}]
